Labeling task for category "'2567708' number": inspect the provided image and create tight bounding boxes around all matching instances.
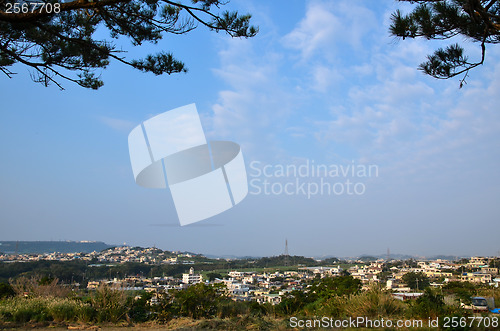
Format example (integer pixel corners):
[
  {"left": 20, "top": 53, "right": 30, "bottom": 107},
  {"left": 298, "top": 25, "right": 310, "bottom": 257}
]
[
  {"left": 4, "top": 2, "right": 61, "bottom": 14},
  {"left": 443, "top": 316, "right": 498, "bottom": 328}
]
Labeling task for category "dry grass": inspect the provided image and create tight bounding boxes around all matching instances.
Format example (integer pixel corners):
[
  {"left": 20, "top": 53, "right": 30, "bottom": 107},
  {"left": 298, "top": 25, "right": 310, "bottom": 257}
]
[
  {"left": 344, "top": 285, "right": 406, "bottom": 318},
  {"left": 10, "top": 276, "right": 71, "bottom": 298}
]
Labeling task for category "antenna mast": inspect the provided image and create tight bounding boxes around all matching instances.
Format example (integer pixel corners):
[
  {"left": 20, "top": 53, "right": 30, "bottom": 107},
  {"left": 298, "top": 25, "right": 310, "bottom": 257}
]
[{"left": 284, "top": 239, "right": 289, "bottom": 266}]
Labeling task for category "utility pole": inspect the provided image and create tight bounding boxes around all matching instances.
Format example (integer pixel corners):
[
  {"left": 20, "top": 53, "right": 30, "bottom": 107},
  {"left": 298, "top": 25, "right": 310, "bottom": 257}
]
[{"left": 284, "top": 239, "right": 289, "bottom": 267}]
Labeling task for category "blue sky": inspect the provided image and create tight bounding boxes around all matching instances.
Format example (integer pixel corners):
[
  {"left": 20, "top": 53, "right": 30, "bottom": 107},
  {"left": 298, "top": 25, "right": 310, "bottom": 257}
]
[{"left": 1, "top": 0, "right": 499, "bottom": 258}]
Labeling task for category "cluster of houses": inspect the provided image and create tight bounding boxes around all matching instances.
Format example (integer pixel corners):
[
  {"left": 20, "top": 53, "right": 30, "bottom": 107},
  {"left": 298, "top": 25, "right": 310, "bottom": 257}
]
[
  {"left": 0, "top": 251, "right": 91, "bottom": 262},
  {"left": 85, "top": 267, "right": 310, "bottom": 305},
  {"left": 0, "top": 246, "right": 198, "bottom": 265},
  {"left": 82, "top": 256, "right": 499, "bottom": 305},
  {"left": 2, "top": 245, "right": 499, "bottom": 305},
  {"left": 291, "top": 258, "right": 499, "bottom": 288}
]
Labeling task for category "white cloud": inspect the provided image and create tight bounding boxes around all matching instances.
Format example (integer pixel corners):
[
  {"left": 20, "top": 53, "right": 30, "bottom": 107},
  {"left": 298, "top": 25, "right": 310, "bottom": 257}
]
[
  {"left": 303, "top": 0, "right": 500, "bottom": 191},
  {"left": 311, "top": 65, "right": 343, "bottom": 92},
  {"left": 206, "top": 36, "right": 300, "bottom": 161},
  {"left": 282, "top": 0, "right": 378, "bottom": 62},
  {"left": 98, "top": 116, "right": 135, "bottom": 132},
  {"left": 208, "top": 0, "right": 500, "bottom": 191},
  {"left": 281, "top": 2, "right": 340, "bottom": 60}
]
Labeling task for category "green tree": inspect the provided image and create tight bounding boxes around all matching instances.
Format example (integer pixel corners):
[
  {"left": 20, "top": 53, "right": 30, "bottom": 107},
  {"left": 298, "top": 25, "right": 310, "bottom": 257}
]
[
  {"left": 127, "top": 291, "right": 153, "bottom": 322},
  {"left": 310, "top": 275, "right": 362, "bottom": 298},
  {"left": 402, "top": 271, "right": 430, "bottom": 290},
  {"left": 172, "top": 283, "right": 224, "bottom": 319},
  {"left": 443, "top": 281, "right": 477, "bottom": 304},
  {"left": 0, "top": 0, "right": 257, "bottom": 89},
  {"left": 405, "top": 259, "right": 418, "bottom": 268},
  {"left": 0, "top": 282, "right": 16, "bottom": 299},
  {"left": 390, "top": 0, "right": 500, "bottom": 86},
  {"left": 410, "top": 288, "right": 445, "bottom": 319},
  {"left": 278, "top": 290, "right": 313, "bottom": 315},
  {"left": 205, "top": 272, "right": 224, "bottom": 282}
]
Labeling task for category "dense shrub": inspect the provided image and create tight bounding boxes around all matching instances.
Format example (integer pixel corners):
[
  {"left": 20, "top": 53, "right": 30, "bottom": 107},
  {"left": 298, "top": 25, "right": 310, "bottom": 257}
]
[
  {"left": 409, "top": 288, "right": 445, "bottom": 319},
  {"left": 90, "top": 284, "right": 127, "bottom": 323},
  {"left": 9, "top": 276, "right": 70, "bottom": 298},
  {"left": 171, "top": 283, "right": 224, "bottom": 319},
  {"left": 0, "top": 283, "right": 15, "bottom": 299},
  {"left": 344, "top": 286, "right": 405, "bottom": 318},
  {"left": 216, "top": 300, "right": 250, "bottom": 318},
  {"left": 314, "top": 296, "right": 346, "bottom": 318},
  {"left": 127, "top": 291, "right": 153, "bottom": 322},
  {"left": 0, "top": 297, "right": 92, "bottom": 323},
  {"left": 443, "top": 281, "right": 476, "bottom": 304},
  {"left": 0, "top": 278, "right": 495, "bottom": 328}
]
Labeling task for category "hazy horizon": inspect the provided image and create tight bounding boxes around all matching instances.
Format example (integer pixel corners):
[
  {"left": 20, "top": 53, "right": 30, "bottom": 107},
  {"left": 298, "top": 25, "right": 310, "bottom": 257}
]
[
  {"left": 2, "top": 0, "right": 499, "bottom": 258},
  {"left": 1, "top": 239, "right": 493, "bottom": 260}
]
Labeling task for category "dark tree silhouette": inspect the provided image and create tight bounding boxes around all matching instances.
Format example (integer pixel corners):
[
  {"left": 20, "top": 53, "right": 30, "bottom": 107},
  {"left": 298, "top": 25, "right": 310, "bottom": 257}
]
[
  {"left": 0, "top": 0, "right": 257, "bottom": 89},
  {"left": 390, "top": 0, "right": 500, "bottom": 86}
]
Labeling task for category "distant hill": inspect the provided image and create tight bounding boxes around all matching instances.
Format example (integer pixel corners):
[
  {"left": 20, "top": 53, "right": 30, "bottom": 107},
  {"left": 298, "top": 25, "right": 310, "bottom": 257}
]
[
  {"left": 0, "top": 241, "right": 113, "bottom": 254},
  {"left": 337, "top": 253, "right": 464, "bottom": 261},
  {"left": 205, "top": 254, "right": 262, "bottom": 260},
  {"left": 428, "top": 255, "right": 462, "bottom": 261},
  {"left": 250, "top": 255, "right": 320, "bottom": 267}
]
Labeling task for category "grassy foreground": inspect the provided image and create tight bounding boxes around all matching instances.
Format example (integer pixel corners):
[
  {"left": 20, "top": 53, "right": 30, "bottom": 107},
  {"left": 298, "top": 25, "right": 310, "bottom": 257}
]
[{"left": 0, "top": 275, "right": 499, "bottom": 330}]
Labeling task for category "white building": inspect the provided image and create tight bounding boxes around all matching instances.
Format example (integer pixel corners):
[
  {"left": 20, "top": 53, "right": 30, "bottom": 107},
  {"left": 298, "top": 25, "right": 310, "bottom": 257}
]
[{"left": 182, "top": 267, "right": 203, "bottom": 284}]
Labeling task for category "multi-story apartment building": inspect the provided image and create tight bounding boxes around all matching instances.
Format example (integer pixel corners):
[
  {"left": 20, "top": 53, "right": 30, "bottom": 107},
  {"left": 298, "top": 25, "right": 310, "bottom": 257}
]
[{"left": 182, "top": 267, "right": 203, "bottom": 284}]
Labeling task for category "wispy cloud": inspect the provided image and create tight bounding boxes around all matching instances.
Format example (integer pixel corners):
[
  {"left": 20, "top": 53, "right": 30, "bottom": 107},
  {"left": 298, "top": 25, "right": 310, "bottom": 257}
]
[
  {"left": 282, "top": 0, "right": 378, "bottom": 62},
  {"left": 98, "top": 116, "right": 136, "bottom": 133},
  {"left": 281, "top": 2, "right": 340, "bottom": 61},
  {"left": 205, "top": 30, "right": 303, "bottom": 161},
  {"left": 207, "top": 0, "right": 500, "bottom": 191}
]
